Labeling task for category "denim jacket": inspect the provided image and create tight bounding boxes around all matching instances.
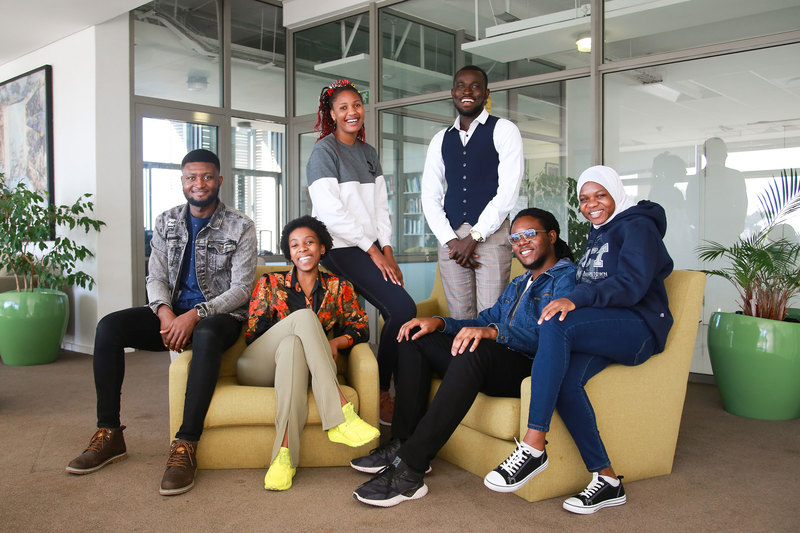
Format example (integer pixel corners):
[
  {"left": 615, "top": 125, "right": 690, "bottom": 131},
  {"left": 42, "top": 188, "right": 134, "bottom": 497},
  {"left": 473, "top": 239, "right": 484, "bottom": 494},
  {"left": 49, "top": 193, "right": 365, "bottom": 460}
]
[
  {"left": 146, "top": 201, "right": 257, "bottom": 321},
  {"left": 440, "top": 258, "right": 577, "bottom": 355}
]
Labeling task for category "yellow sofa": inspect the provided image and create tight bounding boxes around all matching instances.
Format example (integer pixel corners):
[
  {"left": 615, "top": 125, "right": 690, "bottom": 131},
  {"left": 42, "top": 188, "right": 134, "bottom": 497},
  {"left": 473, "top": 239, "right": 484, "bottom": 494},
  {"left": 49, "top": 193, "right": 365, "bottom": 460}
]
[
  {"left": 168, "top": 265, "right": 379, "bottom": 469},
  {"left": 419, "top": 265, "right": 705, "bottom": 502}
]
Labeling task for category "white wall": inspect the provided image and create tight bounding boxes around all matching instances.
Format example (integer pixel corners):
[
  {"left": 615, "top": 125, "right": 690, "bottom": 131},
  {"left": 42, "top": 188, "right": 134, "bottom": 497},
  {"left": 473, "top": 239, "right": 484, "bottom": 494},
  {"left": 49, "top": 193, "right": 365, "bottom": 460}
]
[{"left": 0, "top": 15, "right": 132, "bottom": 354}]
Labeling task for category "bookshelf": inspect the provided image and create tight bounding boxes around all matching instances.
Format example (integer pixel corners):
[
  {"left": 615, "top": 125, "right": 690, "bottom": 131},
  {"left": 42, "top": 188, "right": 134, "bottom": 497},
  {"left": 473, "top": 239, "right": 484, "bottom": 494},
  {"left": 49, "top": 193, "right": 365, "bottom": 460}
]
[{"left": 400, "top": 173, "right": 437, "bottom": 254}]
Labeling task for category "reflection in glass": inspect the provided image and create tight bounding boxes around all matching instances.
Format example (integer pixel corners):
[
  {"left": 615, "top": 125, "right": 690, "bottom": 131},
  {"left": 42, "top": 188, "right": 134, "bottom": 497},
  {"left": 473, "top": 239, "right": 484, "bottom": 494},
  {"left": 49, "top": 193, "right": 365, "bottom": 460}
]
[
  {"left": 386, "top": 0, "right": 589, "bottom": 86},
  {"left": 380, "top": 11, "right": 455, "bottom": 100},
  {"left": 231, "top": 0, "right": 285, "bottom": 115},
  {"left": 134, "top": 0, "right": 222, "bottom": 107},
  {"left": 231, "top": 119, "right": 285, "bottom": 257},
  {"left": 604, "top": 43, "right": 800, "bottom": 318},
  {"left": 294, "top": 14, "right": 370, "bottom": 116},
  {"left": 605, "top": 0, "right": 800, "bottom": 62}
]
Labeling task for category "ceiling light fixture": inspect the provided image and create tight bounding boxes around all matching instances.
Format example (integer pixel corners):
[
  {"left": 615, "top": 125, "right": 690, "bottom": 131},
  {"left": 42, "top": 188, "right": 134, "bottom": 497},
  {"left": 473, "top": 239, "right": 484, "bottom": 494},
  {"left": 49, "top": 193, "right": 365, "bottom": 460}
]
[{"left": 576, "top": 36, "right": 592, "bottom": 53}]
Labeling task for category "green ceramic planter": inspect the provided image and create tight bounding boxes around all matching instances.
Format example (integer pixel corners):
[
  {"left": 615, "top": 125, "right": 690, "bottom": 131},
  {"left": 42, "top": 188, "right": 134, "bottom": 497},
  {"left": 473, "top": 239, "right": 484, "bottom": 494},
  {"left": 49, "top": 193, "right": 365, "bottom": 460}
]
[
  {"left": 707, "top": 312, "right": 800, "bottom": 420},
  {"left": 0, "top": 289, "right": 69, "bottom": 366}
]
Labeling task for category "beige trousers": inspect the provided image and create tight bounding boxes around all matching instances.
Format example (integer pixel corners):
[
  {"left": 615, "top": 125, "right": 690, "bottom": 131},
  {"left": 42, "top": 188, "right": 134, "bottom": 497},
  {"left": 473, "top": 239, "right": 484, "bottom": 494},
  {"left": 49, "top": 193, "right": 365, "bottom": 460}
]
[
  {"left": 438, "top": 219, "right": 513, "bottom": 320},
  {"left": 236, "top": 309, "right": 345, "bottom": 467}
]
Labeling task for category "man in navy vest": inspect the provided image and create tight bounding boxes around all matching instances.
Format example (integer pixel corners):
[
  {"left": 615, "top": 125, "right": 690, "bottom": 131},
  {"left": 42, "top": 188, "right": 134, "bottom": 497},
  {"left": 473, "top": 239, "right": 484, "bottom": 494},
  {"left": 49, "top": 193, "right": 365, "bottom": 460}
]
[{"left": 421, "top": 65, "right": 524, "bottom": 319}]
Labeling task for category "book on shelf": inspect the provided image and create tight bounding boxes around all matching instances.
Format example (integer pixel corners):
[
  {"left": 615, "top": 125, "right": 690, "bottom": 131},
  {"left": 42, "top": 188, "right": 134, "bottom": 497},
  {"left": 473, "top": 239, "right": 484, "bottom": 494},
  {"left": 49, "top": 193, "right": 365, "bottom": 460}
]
[
  {"left": 405, "top": 197, "right": 423, "bottom": 214},
  {"left": 404, "top": 175, "right": 421, "bottom": 193}
]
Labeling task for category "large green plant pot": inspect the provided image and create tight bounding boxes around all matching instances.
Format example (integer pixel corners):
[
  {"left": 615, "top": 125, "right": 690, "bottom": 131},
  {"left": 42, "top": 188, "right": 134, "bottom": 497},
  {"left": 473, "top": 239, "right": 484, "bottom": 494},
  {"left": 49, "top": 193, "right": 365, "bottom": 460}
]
[
  {"left": 707, "top": 312, "right": 800, "bottom": 420},
  {"left": 0, "top": 289, "right": 69, "bottom": 366}
]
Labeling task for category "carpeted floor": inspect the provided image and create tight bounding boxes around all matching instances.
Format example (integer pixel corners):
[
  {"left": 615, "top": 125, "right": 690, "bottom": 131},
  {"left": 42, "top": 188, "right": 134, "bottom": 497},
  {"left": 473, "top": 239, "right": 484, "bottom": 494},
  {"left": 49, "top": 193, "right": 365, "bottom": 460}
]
[{"left": 1, "top": 350, "right": 798, "bottom": 532}]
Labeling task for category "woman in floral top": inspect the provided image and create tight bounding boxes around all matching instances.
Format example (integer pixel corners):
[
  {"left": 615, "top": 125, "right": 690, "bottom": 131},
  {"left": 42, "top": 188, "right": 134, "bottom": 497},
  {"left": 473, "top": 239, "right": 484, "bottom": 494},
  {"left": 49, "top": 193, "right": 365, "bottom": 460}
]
[{"left": 237, "top": 216, "right": 379, "bottom": 491}]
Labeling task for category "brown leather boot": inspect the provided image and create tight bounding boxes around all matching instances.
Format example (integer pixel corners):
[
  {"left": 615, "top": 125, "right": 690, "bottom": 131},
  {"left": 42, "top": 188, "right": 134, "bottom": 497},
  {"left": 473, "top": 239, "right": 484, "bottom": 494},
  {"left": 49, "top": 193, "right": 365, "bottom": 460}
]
[
  {"left": 66, "top": 426, "right": 127, "bottom": 474},
  {"left": 159, "top": 440, "right": 197, "bottom": 496}
]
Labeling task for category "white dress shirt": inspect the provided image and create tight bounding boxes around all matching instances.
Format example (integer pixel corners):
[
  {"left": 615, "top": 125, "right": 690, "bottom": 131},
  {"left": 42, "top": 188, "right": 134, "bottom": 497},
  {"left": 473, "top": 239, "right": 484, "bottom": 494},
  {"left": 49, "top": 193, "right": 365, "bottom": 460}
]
[{"left": 421, "top": 109, "right": 524, "bottom": 246}]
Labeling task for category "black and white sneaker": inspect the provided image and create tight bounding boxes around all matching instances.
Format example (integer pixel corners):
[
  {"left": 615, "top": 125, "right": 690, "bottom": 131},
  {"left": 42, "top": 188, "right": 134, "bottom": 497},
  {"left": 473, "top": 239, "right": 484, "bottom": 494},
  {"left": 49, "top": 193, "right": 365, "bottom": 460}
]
[
  {"left": 563, "top": 473, "right": 626, "bottom": 514},
  {"left": 350, "top": 438, "right": 402, "bottom": 474},
  {"left": 483, "top": 438, "right": 548, "bottom": 493},
  {"left": 353, "top": 457, "right": 428, "bottom": 507}
]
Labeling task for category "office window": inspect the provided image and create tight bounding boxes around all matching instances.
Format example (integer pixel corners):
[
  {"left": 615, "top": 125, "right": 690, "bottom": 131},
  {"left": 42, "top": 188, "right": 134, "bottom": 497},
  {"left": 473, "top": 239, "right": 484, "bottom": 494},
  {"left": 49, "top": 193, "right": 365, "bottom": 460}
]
[
  {"left": 294, "top": 13, "right": 371, "bottom": 116},
  {"left": 134, "top": 0, "right": 222, "bottom": 107},
  {"left": 231, "top": 118, "right": 285, "bottom": 256},
  {"left": 231, "top": 0, "right": 286, "bottom": 115},
  {"left": 605, "top": 0, "right": 800, "bottom": 62}
]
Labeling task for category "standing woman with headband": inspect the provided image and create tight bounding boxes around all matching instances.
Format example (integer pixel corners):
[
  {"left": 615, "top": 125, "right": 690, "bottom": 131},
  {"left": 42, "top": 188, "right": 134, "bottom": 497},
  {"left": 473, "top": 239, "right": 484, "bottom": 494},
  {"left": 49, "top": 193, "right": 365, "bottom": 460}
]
[{"left": 306, "top": 79, "right": 417, "bottom": 425}]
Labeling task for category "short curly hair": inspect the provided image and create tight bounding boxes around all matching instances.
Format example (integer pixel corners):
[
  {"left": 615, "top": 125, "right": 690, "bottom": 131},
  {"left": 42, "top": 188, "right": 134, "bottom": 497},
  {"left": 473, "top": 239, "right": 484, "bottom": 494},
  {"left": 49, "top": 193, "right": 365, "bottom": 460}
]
[{"left": 279, "top": 215, "right": 334, "bottom": 261}]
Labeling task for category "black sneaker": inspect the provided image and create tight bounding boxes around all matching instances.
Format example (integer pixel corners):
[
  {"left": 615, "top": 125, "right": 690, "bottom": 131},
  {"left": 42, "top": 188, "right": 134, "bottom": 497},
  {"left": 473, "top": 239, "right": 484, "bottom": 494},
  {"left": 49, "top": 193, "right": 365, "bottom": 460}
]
[
  {"left": 483, "top": 439, "right": 548, "bottom": 493},
  {"left": 350, "top": 438, "right": 402, "bottom": 474},
  {"left": 563, "top": 473, "right": 626, "bottom": 514},
  {"left": 353, "top": 457, "right": 428, "bottom": 507}
]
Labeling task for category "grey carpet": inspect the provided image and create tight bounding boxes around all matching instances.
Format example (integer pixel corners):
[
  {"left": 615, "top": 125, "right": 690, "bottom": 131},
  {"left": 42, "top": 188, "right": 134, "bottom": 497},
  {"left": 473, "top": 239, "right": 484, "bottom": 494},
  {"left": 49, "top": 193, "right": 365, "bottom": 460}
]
[{"left": 1, "top": 350, "right": 797, "bottom": 532}]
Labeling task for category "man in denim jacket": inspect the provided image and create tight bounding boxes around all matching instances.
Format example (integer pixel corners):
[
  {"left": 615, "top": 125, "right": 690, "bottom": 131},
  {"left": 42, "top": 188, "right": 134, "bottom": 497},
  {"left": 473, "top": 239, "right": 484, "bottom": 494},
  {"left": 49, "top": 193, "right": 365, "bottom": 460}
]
[
  {"left": 67, "top": 149, "right": 257, "bottom": 496},
  {"left": 351, "top": 208, "right": 577, "bottom": 507}
]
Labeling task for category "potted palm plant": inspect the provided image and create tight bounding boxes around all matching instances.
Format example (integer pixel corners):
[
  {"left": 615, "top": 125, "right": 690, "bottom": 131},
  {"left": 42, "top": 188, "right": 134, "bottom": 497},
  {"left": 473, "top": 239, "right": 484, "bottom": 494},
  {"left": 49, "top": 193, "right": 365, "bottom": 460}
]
[
  {"left": 0, "top": 173, "right": 104, "bottom": 365},
  {"left": 698, "top": 169, "right": 800, "bottom": 420}
]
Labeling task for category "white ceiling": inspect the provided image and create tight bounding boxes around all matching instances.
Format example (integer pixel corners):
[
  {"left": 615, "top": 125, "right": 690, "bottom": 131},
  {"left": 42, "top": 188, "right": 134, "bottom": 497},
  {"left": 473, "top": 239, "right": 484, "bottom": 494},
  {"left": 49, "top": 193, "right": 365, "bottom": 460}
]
[{"left": 0, "top": 0, "right": 150, "bottom": 67}]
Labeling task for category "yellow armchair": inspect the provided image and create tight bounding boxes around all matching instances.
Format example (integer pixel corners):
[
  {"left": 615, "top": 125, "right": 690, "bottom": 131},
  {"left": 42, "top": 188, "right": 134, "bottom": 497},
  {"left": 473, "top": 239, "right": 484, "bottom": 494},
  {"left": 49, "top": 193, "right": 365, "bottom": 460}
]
[
  {"left": 424, "top": 267, "right": 705, "bottom": 502},
  {"left": 168, "top": 265, "right": 379, "bottom": 469}
]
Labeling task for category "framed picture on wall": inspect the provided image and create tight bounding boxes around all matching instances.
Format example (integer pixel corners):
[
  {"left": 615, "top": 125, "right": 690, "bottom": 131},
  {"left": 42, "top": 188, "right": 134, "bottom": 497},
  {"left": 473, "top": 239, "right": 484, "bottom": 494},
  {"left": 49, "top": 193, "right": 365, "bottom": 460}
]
[{"left": 0, "top": 65, "right": 54, "bottom": 206}]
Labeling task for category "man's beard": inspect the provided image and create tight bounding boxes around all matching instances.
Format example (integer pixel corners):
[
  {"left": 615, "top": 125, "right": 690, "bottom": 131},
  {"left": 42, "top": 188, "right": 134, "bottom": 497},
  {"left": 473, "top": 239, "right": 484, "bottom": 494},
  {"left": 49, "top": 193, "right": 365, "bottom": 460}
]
[
  {"left": 453, "top": 100, "right": 485, "bottom": 118},
  {"left": 185, "top": 190, "right": 219, "bottom": 208},
  {"left": 523, "top": 254, "right": 547, "bottom": 271}
]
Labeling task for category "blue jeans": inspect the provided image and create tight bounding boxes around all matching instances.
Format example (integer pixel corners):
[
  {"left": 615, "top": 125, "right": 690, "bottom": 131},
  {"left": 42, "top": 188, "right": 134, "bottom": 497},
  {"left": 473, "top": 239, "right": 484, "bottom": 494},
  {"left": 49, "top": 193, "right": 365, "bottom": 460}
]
[{"left": 528, "top": 307, "right": 655, "bottom": 472}]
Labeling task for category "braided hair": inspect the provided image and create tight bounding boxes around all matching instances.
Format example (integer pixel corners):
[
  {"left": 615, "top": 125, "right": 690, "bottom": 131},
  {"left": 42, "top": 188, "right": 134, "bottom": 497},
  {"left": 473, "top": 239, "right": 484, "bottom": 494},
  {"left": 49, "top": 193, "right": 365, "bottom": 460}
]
[{"left": 314, "top": 79, "right": 366, "bottom": 143}]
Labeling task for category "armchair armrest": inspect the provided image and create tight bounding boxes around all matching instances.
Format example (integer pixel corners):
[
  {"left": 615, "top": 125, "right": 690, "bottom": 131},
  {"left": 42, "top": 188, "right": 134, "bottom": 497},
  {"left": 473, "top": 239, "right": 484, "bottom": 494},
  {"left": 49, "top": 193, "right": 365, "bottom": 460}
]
[
  {"left": 168, "top": 350, "right": 194, "bottom": 439},
  {"left": 416, "top": 297, "right": 446, "bottom": 318},
  {"left": 346, "top": 343, "right": 379, "bottom": 427}
]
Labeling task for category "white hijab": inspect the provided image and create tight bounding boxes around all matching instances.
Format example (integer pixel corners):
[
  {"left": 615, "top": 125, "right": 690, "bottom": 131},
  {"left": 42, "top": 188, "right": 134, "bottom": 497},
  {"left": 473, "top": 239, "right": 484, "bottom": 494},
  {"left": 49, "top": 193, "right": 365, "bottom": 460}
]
[{"left": 577, "top": 165, "right": 636, "bottom": 228}]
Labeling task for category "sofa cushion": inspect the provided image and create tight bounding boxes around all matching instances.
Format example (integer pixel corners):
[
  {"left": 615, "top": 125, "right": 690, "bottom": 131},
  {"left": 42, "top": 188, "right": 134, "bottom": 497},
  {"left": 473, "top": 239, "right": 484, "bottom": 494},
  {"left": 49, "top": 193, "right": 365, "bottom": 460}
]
[
  {"left": 430, "top": 379, "right": 521, "bottom": 441},
  {"left": 203, "top": 377, "right": 359, "bottom": 428}
]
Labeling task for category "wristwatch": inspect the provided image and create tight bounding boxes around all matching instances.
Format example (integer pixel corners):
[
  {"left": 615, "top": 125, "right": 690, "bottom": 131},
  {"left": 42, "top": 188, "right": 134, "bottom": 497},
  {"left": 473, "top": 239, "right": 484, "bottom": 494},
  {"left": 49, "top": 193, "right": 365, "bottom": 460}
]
[
  {"left": 470, "top": 229, "right": 485, "bottom": 242},
  {"left": 194, "top": 303, "right": 208, "bottom": 318}
]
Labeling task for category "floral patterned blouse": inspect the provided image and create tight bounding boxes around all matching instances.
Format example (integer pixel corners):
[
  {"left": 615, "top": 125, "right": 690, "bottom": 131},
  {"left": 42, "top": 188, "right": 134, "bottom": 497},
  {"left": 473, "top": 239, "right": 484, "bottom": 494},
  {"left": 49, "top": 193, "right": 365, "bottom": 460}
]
[{"left": 245, "top": 268, "right": 369, "bottom": 347}]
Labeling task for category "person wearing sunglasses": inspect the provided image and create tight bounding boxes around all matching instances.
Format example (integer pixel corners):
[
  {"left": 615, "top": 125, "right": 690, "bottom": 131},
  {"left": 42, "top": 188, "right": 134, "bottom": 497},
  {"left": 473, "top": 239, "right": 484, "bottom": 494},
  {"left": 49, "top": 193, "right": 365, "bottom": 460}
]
[
  {"left": 350, "top": 207, "right": 576, "bottom": 507},
  {"left": 484, "top": 165, "right": 673, "bottom": 515}
]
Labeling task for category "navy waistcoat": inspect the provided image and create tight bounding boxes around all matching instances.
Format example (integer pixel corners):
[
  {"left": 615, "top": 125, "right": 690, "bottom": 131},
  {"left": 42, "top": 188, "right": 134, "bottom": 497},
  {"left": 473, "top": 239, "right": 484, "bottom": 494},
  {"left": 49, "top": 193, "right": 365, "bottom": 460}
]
[{"left": 441, "top": 114, "right": 500, "bottom": 229}]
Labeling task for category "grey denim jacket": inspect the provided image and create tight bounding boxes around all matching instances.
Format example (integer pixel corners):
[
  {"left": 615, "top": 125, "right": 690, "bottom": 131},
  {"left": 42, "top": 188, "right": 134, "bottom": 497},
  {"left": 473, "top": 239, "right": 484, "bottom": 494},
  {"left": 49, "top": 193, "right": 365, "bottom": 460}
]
[{"left": 146, "top": 201, "right": 257, "bottom": 321}]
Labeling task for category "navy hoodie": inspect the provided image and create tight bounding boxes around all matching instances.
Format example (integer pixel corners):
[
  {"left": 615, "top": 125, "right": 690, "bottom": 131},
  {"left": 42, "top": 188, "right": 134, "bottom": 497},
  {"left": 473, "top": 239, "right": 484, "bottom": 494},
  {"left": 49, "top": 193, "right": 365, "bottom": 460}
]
[{"left": 568, "top": 200, "right": 674, "bottom": 352}]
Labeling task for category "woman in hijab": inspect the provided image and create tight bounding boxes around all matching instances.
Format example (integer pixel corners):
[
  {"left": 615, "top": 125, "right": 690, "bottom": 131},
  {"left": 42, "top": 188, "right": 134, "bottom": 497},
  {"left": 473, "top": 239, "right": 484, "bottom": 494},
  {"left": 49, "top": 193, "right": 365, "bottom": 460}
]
[{"left": 483, "top": 166, "right": 674, "bottom": 515}]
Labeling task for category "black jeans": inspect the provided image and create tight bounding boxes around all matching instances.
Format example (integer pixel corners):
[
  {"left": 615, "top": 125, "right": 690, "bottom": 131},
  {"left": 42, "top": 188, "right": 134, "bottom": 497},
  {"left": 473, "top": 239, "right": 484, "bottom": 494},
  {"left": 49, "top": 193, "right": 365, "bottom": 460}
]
[
  {"left": 93, "top": 306, "right": 241, "bottom": 441},
  {"left": 322, "top": 246, "right": 416, "bottom": 390},
  {"left": 394, "top": 331, "right": 533, "bottom": 473}
]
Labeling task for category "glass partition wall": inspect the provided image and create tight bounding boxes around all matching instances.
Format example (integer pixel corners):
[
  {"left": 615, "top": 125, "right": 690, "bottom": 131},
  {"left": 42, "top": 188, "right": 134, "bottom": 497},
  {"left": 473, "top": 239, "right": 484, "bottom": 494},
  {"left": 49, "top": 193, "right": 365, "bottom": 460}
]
[{"left": 131, "top": 0, "right": 800, "bottom": 372}]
